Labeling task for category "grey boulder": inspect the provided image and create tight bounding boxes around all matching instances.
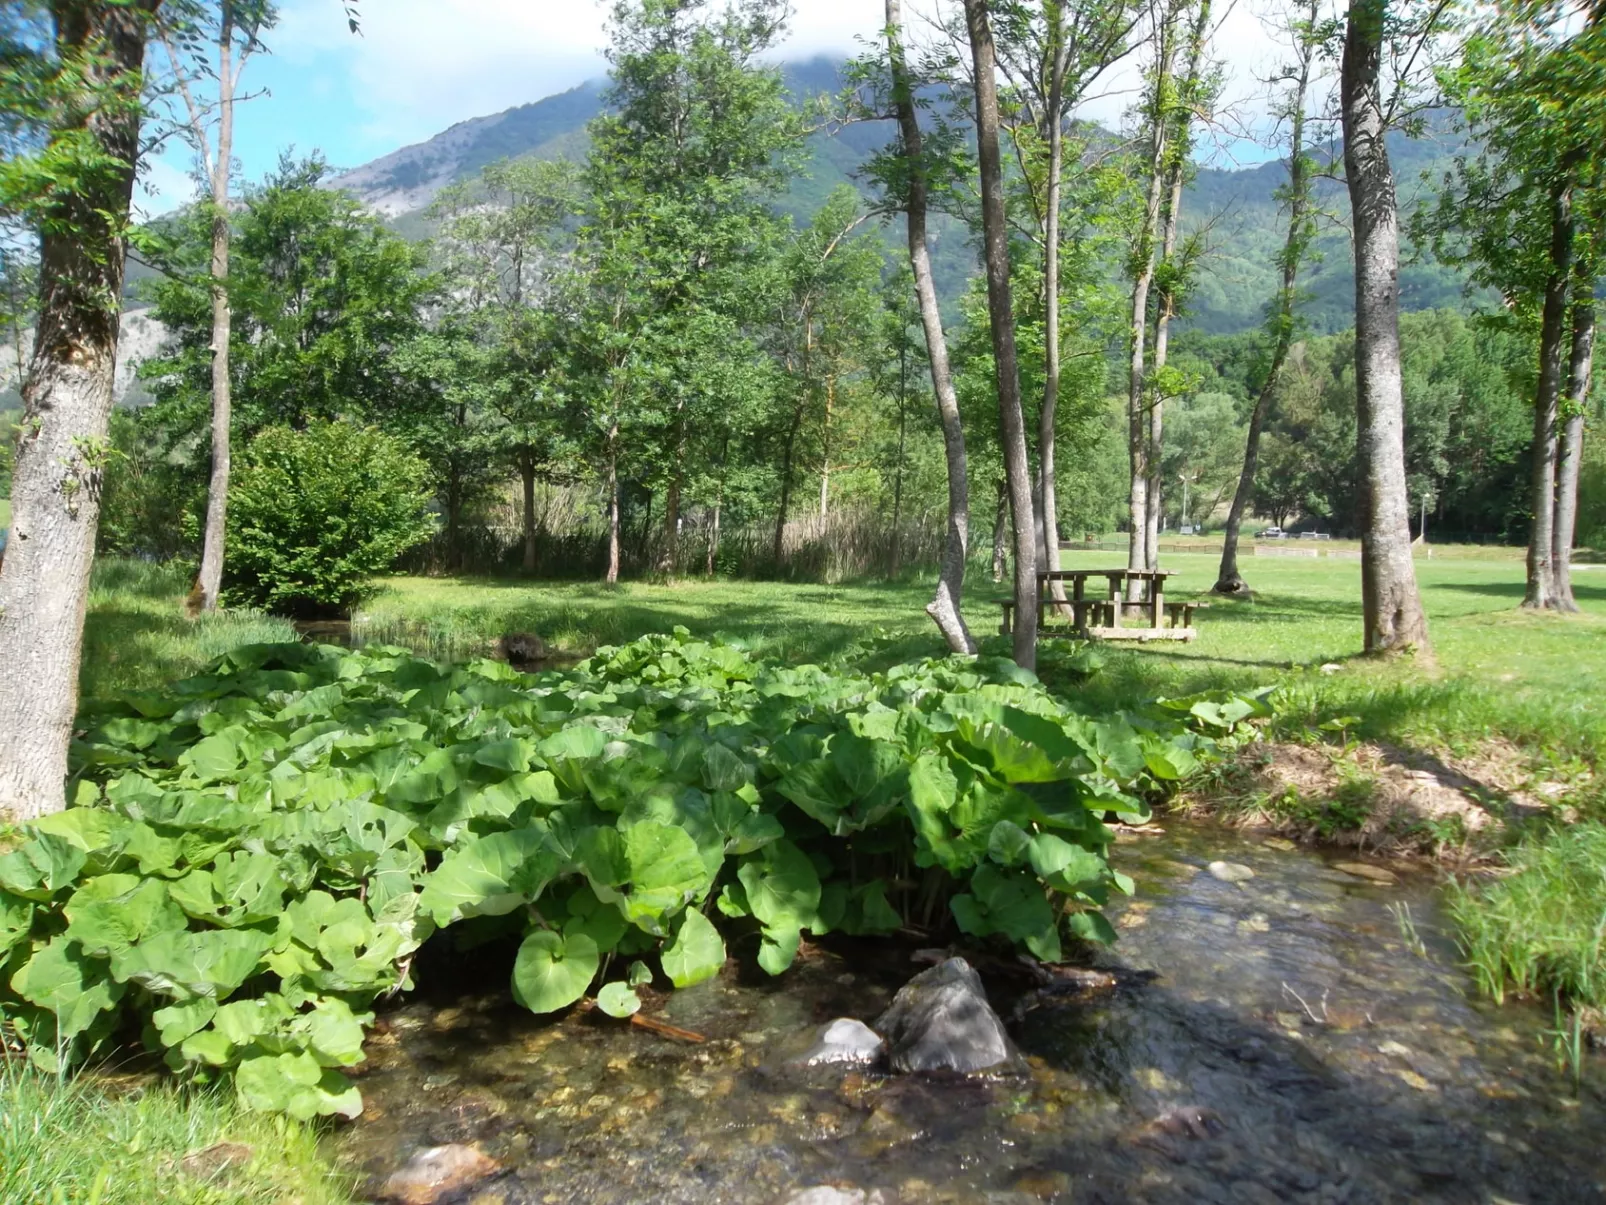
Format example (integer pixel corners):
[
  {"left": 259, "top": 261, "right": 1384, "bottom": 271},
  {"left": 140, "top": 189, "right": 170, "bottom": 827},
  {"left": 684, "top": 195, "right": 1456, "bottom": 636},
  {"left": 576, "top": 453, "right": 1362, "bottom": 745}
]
[
  {"left": 791, "top": 1017, "right": 885, "bottom": 1068},
  {"left": 874, "top": 957, "right": 1019, "bottom": 1074}
]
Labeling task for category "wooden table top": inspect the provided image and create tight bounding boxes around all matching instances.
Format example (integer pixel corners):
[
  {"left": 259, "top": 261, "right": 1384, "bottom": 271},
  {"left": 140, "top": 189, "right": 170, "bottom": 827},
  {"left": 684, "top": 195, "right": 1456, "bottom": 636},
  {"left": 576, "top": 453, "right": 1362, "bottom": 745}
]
[{"left": 1038, "top": 569, "right": 1174, "bottom": 582}]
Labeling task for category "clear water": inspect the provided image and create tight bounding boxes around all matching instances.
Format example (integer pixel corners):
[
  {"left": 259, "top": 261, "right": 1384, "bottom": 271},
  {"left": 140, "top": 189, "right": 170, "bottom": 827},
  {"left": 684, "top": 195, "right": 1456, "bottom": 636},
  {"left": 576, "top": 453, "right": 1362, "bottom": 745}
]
[{"left": 334, "top": 826, "right": 1605, "bottom": 1204}]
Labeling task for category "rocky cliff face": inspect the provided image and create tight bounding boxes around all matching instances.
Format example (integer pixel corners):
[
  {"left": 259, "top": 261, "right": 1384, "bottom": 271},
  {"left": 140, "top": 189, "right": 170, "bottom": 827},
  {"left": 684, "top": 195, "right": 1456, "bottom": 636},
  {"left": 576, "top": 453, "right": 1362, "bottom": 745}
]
[{"left": 0, "top": 307, "right": 165, "bottom": 410}]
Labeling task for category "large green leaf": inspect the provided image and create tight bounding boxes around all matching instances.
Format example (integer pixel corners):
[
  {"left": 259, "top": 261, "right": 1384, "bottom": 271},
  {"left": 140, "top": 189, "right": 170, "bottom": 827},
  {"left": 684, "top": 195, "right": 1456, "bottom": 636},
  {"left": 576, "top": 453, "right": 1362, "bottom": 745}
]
[
  {"left": 660, "top": 908, "right": 725, "bottom": 988},
  {"left": 235, "top": 1051, "right": 363, "bottom": 1119},
  {"left": 511, "top": 929, "right": 599, "bottom": 1014},
  {"left": 11, "top": 937, "right": 124, "bottom": 1042},
  {"left": 0, "top": 835, "right": 87, "bottom": 900},
  {"left": 64, "top": 875, "right": 186, "bottom": 956},
  {"left": 109, "top": 928, "right": 275, "bottom": 1000},
  {"left": 418, "top": 829, "right": 555, "bottom": 927}
]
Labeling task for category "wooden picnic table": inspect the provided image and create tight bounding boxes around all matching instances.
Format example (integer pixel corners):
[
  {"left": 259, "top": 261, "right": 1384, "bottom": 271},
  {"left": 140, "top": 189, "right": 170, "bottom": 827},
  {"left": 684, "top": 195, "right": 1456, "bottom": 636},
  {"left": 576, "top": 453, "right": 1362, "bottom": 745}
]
[{"left": 998, "top": 568, "right": 1204, "bottom": 642}]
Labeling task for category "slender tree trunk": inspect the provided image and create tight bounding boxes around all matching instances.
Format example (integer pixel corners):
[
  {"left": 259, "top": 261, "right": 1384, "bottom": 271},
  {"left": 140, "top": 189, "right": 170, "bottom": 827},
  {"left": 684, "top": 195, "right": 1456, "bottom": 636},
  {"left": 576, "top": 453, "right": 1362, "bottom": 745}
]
[
  {"left": 1127, "top": 6, "right": 1178, "bottom": 582},
  {"left": 0, "top": 0, "right": 154, "bottom": 821},
  {"left": 1217, "top": 9, "right": 1314, "bottom": 594},
  {"left": 197, "top": 17, "right": 236, "bottom": 613},
  {"left": 965, "top": 0, "right": 1036, "bottom": 670},
  {"left": 707, "top": 433, "right": 728, "bottom": 577},
  {"left": 1552, "top": 293, "right": 1595, "bottom": 613},
  {"left": 1341, "top": 0, "right": 1430, "bottom": 655},
  {"left": 521, "top": 449, "right": 537, "bottom": 574},
  {"left": 819, "top": 375, "right": 833, "bottom": 517},
  {"left": 605, "top": 425, "right": 621, "bottom": 584},
  {"left": 888, "top": 0, "right": 975, "bottom": 653},
  {"left": 773, "top": 400, "right": 802, "bottom": 568},
  {"left": 891, "top": 372, "right": 907, "bottom": 577},
  {"left": 658, "top": 403, "right": 684, "bottom": 576},
  {"left": 1523, "top": 181, "right": 1573, "bottom": 611},
  {"left": 992, "top": 477, "right": 1008, "bottom": 582},
  {"left": 1039, "top": 15, "right": 1069, "bottom": 610}
]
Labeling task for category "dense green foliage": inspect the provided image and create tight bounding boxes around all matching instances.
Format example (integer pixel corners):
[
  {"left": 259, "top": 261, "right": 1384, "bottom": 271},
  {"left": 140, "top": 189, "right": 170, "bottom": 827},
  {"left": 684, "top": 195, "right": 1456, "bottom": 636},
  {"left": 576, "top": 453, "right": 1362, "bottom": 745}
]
[
  {"left": 0, "top": 1059, "right": 352, "bottom": 1205},
  {"left": 1, "top": 630, "right": 1264, "bottom": 1115},
  {"left": 224, "top": 422, "right": 436, "bottom": 613}
]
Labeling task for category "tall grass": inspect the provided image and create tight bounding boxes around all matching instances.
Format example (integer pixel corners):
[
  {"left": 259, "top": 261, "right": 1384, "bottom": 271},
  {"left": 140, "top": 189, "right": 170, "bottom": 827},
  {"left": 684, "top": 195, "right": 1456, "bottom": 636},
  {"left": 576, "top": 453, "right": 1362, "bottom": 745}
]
[
  {"left": 80, "top": 559, "right": 297, "bottom": 701},
  {"left": 1448, "top": 822, "right": 1606, "bottom": 1009},
  {"left": 0, "top": 1059, "right": 353, "bottom": 1205}
]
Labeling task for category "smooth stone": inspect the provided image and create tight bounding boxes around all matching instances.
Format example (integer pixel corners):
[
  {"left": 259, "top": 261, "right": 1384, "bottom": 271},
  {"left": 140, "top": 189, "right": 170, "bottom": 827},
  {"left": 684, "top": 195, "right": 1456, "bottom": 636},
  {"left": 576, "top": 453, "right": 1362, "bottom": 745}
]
[
  {"left": 1262, "top": 837, "right": 1298, "bottom": 851},
  {"left": 374, "top": 1144, "right": 501, "bottom": 1205},
  {"left": 779, "top": 1189, "right": 888, "bottom": 1205},
  {"left": 1208, "top": 860, "right": 1256, "bottom": 883},
  {"left": 874, "top": 957, "right": 1018, "bottom": 1075},
  {"left": 792, "top": 1018, "right": 885, "bottom": 1067},
  {"left": 1333, "top": 861, "right": 1398, "bottom": 884}
]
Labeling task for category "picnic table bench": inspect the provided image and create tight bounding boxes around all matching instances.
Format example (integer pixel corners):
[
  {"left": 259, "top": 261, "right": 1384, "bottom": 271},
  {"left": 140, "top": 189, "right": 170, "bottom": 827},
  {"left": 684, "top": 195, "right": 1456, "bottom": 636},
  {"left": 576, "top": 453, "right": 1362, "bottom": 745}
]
[{"left": 997, "top": 569, "right": 1207, "bottom": 642}]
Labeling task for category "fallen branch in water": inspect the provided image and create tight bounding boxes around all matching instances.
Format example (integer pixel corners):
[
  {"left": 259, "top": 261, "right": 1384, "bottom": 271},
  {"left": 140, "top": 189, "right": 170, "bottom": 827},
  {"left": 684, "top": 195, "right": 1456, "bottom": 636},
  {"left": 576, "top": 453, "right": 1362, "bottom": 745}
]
[{"left": 578, "top": 999, "right": 707, "bottom": 1043}]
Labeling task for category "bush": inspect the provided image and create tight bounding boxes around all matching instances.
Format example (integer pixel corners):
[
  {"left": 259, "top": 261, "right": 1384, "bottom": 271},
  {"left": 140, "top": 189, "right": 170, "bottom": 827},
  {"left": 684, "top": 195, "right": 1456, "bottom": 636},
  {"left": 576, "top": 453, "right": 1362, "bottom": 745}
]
[
  {"left": 226, "top": 421, "right": 435, "bottom": 613},
  {"left": 0, "top": 632, "right": 1271, "bottom": 1117}
]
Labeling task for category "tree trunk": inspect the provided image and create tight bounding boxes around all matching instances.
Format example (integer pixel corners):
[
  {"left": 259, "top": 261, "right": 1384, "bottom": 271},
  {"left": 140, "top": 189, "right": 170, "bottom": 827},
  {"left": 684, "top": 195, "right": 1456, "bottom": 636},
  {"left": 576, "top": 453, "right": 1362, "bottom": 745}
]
[
  {"left": 1217, "top": 5, "right": 1313, "bottom": 595},
  {"left": 773, "top": 400, "right": 801, "bottom": 568},
  {"left": 657, "top": 404, "right": 684, "bottom": 575},
  {"left": 1522, "top": 180, "right": 1573, "bottom": 611},
  {"left": 1126, "top": 6, "right": 1177, "bottom": 583},
  {"left": 1552, "top": 293, "right": 1595, "bottom": 613},
  {"left": 965, "top": 0, "right": 1036, "bottom": 670},
  {"left": 1341, "top": 0, "right": 1431, "bottom": 655},
  {"left": 197, "top": 16, "right": 236, "bottom": 613},
  {"left": 0, "top": 0, "right": 154, "bottom": 821},
  {"left": 891, "top": 372, "right": 907, "bottom": 577},
  {"left": 521, "top": 449, "right": 537, "bottom": 573},
  {"left": 992, "top": 477, "right": 1008, "bottom": 582},
  {"left": 888, "top": 0, "right": 975, "bottom": 654},
  {"left": 819, "top": 374, "right": 832, "bottom": 517},
  {"left": 605, "top": 426, "right": 621, "bottom": 584},
  {"left": 1038, "top": 13, "right": 1069, "bottom": 611}
]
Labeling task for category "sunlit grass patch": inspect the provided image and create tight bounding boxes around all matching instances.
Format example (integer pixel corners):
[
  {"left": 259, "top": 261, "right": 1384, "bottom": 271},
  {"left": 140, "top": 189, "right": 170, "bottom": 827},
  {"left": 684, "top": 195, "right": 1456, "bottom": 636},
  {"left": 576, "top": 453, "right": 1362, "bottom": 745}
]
[
  {"left": 1448, "top": 822, "right": 1606, "bottom": 1010},
  {"left": 0, "top": 1060, "right": 353, "bottom": 1205}
]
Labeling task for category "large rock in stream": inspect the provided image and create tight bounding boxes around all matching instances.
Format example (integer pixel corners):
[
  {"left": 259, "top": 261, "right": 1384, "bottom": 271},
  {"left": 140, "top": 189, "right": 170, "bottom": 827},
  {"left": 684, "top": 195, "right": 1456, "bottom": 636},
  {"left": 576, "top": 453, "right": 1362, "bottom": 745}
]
[{"left": 873, "top": 957, "right": 1020, "bottom": 1074}]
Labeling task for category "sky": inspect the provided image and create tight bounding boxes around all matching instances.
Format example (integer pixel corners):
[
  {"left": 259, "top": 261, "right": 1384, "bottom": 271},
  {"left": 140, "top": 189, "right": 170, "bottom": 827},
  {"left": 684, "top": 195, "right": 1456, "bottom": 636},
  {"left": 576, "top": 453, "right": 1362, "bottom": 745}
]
[{"left": 139, "top": 0, "right": 1295, "bottom": 218}]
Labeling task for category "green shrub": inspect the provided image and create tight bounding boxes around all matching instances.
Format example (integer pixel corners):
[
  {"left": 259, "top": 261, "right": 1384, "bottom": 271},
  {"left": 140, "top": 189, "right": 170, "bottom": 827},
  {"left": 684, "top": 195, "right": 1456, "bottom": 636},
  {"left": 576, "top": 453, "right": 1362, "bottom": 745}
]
[
  {"left": 1448, "top": 821, "right": 1606, "bottom": 1010},
  {"left": 225, "top": 421, "right": 435, "bottom": 613},
  {"left": 1, "top": 632, "right": 1269, "bottom": 1118}
]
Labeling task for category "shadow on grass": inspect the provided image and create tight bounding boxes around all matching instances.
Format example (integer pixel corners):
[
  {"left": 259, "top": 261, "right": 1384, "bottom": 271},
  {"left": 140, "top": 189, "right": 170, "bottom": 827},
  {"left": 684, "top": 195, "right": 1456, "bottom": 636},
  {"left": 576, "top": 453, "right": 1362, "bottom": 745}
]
[{"left": 1434, "top": 579, "right": 1606, "bottom": 603}]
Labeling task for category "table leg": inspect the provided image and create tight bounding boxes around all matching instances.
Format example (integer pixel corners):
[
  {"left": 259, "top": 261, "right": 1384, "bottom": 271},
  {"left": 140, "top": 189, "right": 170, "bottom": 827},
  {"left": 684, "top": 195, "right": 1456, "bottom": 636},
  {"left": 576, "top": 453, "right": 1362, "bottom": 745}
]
[
  {"left": 1152, "top": 587, "right": 1163, "bottom": 630},
  {"left": 1109, "top": 576, "right": 1122, "bottom": 628}
]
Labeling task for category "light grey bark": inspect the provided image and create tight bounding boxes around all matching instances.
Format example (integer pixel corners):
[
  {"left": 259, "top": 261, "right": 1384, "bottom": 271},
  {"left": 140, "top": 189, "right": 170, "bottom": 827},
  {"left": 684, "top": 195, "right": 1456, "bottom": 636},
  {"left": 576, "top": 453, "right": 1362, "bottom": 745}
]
[
  {"left": 1552, "top": 293, "right": 1595, "bottom": 613},
  {"left": 1126, "top": 3, "right": 1178, "bottom": 581},
  {"left": 1217, "top": 0, "right": 1315, "bottom": 595},
  {"left": 605, "top": 424, "right": 621, "bottom": 584},
  {"left": 0, "top": 1, "right": 155, "bottom": 821},
  {"left": 888, "top": 0, "right": 976, "bottom": 654},
  {"left": 1522, "top": 181, "right": 1573, "bottom": 611},
  {"left": 965, "top": 0, "right": 1037, "bottom": 670},
  {"left": 194, "top": 17, "right": 237, "bottom": 613},
  {"left": 1340, "top": 0, "right": 1430, "bottom": 655},
  {"left": 1145, "top": 0, "right": 1210, "bottom": 571},
  {"left": 1037, "top": 8, "right": 1069, "bottom": 610}
]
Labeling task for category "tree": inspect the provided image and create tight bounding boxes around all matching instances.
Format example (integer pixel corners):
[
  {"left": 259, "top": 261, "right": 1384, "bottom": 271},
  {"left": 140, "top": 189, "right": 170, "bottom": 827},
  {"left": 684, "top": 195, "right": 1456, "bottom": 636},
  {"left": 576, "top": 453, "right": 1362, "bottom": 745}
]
[
  {"left": 1419, "top": 4, "right": 1605, "bottom": 610},
  {"left": 1339, "top": 0, "right": 1431, "bottom": 654},
  {"left": 158, "top": 1, "right": 275, "bottom": 612},
  {"left": 577, "top": 0, "right": 801, "bottom": 581},
  {"left": 0, "top": 0, "right": 161, "bottom": 821},
  {"left": 870, "top": 0, "right": 977, "bottom": 652},
  {"left": 1215, "top": 0, "right": 1321, "bottom": 594},
  {"left": 964, "top": 0, "right": 1037, "bottom": 669}
]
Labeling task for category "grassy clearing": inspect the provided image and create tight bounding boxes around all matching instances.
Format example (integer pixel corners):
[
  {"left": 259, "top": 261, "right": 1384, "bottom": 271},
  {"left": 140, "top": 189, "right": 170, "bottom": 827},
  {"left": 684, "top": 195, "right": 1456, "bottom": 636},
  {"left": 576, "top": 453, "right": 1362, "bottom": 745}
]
[
  {"left": 80, "top": 560, "right": 297, "bottom": 701},
  {"left": 355, "top": 551, "right": 1606, "bottom": 786},
  {"left": 0, "top": 1060, "right": 352, "bottom": 1205}
]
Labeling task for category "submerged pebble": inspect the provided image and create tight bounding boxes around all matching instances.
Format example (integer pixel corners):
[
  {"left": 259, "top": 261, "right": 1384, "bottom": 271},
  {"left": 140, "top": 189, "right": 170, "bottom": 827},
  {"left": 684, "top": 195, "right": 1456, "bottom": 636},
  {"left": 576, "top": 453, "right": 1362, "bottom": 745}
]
[{"left": 1208, "top": 860, "right": 1256, "bottom": 883}]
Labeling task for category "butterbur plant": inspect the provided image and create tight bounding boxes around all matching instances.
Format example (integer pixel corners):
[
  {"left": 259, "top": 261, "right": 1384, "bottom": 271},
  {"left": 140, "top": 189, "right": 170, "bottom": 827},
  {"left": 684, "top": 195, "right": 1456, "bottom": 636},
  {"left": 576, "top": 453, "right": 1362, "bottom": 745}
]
[{"left": 0, "top": 631, "right": 1270, "bottom": 1116}]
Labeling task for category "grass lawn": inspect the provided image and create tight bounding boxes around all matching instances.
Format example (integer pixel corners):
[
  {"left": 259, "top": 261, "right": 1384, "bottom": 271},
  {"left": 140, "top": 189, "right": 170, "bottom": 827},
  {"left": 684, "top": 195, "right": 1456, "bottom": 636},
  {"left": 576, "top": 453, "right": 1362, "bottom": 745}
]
[
  {"left": 351, "top": 550, "right": 1606, "bottom": 781},
  {"left": 0, "top": 1061, "right": 353, "bottom": 1205}
]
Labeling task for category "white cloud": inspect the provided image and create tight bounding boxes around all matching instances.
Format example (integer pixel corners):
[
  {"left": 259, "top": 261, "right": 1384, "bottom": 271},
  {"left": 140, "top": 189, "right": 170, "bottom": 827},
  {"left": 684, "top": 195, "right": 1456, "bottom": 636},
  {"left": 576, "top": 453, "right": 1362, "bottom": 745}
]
[{"left": 133, "top": 156, "right": 201, "bottom": 221}]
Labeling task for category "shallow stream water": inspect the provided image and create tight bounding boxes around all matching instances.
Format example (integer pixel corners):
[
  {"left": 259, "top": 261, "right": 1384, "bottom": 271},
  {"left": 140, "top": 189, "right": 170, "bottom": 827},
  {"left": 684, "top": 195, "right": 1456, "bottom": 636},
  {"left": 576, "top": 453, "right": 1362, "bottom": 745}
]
[{"left": 334, "top": 825, "right": 1605, "bottom": 1204}]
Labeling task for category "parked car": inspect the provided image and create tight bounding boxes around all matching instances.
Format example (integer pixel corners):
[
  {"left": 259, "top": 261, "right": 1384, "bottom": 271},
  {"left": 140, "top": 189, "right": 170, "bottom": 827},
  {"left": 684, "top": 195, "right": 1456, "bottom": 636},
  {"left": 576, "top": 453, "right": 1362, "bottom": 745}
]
[{"left": 1256, "top": 526, "right": 1285, "bottom": 538}]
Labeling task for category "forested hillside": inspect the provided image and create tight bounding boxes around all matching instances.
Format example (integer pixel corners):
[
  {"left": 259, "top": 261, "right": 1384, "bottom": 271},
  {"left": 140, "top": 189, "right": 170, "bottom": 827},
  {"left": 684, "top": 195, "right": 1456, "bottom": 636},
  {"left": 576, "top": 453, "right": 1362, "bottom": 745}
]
[{"left": 336, "top": 57, "right": 1475, "bottom": 336}]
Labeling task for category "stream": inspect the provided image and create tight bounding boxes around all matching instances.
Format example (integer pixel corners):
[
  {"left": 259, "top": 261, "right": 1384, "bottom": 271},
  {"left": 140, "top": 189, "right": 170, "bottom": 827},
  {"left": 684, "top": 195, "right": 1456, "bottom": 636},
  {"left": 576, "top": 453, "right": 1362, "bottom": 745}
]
[{"left": 334, "top": 825, "right": 1605, "bottom": 1204}]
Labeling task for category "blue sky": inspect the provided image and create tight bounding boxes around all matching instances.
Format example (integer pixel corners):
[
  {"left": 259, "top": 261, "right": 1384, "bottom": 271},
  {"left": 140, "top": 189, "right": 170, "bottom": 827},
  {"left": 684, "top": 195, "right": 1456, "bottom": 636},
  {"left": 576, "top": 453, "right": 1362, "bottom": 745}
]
[{"left": 139, "top": 0, "right": 1291, "bottom": 217}]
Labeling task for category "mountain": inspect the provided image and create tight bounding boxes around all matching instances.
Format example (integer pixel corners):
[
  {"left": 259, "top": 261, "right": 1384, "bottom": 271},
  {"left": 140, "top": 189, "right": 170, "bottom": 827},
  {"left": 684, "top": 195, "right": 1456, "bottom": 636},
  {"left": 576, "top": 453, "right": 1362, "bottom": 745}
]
[{"left": 333, "top": 61, "right": 1477, "bottom": 337}]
